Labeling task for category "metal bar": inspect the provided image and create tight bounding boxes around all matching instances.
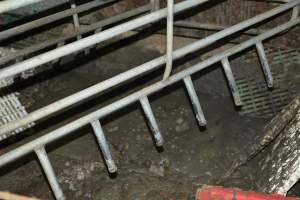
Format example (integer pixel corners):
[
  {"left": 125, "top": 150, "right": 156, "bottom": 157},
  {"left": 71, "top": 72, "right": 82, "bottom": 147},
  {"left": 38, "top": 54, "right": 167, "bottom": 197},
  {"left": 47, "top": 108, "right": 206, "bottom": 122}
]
[
  {"left": 90, "top": 120, "right": 117, "bottom": 173},
  {"left": 163, "top": 0, "right": 174, "bottom": 80},
  {"left": 69, "top": 0, "right": 90, "bottom": 55},
  {"left": 0, "top": 0, "right": 45, "bottom": 14},
  {"left": 246, "top": 0, "right": 298, "bottom": 19},
  {"left": 139, "top": 96, "right": 164, "bottom": 147},
  {"left": 292, "top": 6, "right": 299, "bottom": 19},
  {"left": 183, "top": 76, "right": 207, "bottom": 126},
  {"left": 0, "top": 0, "right": 119, "bottom": 42},
  {"left": 88, "top": 26, "right": 104, "bottom": 54},
  {"left": 52, "top": 42, "right": 65, "bottom": 65},
  {"left": 0, "top": 0, "right": 211, "bottom": 81},
  {"left": 174, "top": 20, "right": 266, "bottom": 36},
  {"left": 256, "top": 42, "right": 274, "bottom": 88},
  {"left": 70, "top": 0, "right": 82, "bottom": 41},
  {"left": 246, "top": 0, "right": 289, "bottom": 3},
  {"left": 0, "top": 17, "right": 299, "bottom": 168},
  {"left": 221, "top": 58, "right": 242, "bottom": 106},
  {"left": 150, "top": 0, "right": 160, "bottom": 12},
  {"left": 0, "top": 1, "right": 299, "bottom": 137},
  {"left": 0, "top": 5, "right": 151, "bottom": 66},
  {"left": 35, "top": 147, "right": 65, "bottom": 200}
]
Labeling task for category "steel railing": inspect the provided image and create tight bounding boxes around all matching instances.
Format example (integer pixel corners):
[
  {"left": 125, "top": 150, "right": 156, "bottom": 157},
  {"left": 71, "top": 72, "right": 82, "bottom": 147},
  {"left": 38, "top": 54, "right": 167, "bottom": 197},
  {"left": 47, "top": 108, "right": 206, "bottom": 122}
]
[{"left": 0, "top": 0, "right": 299, "bottom": 199}]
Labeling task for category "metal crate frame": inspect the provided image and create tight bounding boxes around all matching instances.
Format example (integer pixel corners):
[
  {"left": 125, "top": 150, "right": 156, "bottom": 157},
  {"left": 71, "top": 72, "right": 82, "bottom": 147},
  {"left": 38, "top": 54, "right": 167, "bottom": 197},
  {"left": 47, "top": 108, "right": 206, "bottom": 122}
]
[{"left": 0, "top": 0, "right": 299, "bottom": 199}]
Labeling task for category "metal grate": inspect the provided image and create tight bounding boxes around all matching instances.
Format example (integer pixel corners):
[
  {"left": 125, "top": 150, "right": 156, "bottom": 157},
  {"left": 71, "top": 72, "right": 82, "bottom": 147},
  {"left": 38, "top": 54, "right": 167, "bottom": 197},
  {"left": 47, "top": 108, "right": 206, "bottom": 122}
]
[
  {"left": 236, "top": 47, "right": 300, "bottom": 118},
  {"left": 0, "top": 92, "right": 34, "bottom": 141},
  {"left": 0, "top": 48, "right": 34, "bottom": 140},
  {"left": 243, "top": 47, "right": 300, "bottom": 66}
]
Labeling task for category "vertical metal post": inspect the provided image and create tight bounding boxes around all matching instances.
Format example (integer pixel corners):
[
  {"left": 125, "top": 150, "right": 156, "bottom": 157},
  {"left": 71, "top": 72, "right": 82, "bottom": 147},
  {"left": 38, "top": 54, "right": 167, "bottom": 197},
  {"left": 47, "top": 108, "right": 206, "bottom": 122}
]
[
  {"left": 70, "top": 0, "right": 91, "bottom": 55},
  {"left": 52, "top": 42, "right": 65, "bottom": 64},
  {"left": 70, "top": 0, "right": 82, "bottom": 40},
  {"left": 139, "top": 96, "right": 164, "bottom": 147},
  {"left": 90, "top": 120, "right": 117, "bottom": 173},
  {"left": 292, "top": 6, "right": 299, "bottom": 20},
  {"left": 183, "top": 76, "right": 207, "bottom": 127},
  {"left": 35, "top": 147, "right": 65, "bottom": 200},
  {"left": 221, "top": 58, "right": 242, "bottom": 106},
  {"left": 15, "top": 57, "right": 23, "bottom": 65},
  {"left": 163, "top": 0, "right": 174, "bottom": 80},
  {"left": 256, "top": 42, "right": 274, "bottom": 88},
  {"left": 150, "top": 0, "right": 160, "bottom": 12},
  {"left": 86, "top": 27, "right": 103, "bottom": 54}
]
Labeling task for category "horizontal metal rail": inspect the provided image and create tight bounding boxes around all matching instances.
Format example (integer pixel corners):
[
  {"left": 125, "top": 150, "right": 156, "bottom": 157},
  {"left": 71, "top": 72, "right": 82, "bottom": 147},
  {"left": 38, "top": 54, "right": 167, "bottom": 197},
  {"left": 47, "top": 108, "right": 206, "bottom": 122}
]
[
  {"left": 174, "top": 20, "right": 266, "bottom": 36},
  {"left": 0, "top": 18, "right": 299, "bottom": 167},
  {"left": 247, "top": 0, "right": 299, "bottom": 19},
  {"left": 0, "top": 0, "right": 45, "bottom": 14},
  {"left": 246, "top": 0, "right": 289, "bottom": 3},
  {"left": 0, "top": 0, "right": 119, "bottom": 42},
  {"left": 0, "top": 16, "right": 299, "bottom": 199},
  {"left": 0, "top": 0, "right": 299, "bottom": 138},
  {"left": 0, "top": 0, "right": 210, "bottom": 81},
  {"left": 0, "top": 4, "right": 152, "bottom": 66}
]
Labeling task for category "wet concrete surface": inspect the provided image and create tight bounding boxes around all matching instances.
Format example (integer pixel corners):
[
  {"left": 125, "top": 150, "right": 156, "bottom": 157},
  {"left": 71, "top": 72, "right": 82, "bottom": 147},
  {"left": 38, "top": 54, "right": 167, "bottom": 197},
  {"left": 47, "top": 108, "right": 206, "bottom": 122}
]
[{"left": 0, "top": 35, "right": 298, "bottom": 199}]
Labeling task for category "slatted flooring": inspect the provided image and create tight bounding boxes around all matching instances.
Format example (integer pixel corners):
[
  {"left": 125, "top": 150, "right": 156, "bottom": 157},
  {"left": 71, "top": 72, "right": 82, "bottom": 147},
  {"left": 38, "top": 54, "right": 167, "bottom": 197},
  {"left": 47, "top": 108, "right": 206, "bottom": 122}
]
[
  {"left": 237, "top": 47, "right": 300, "bottom": 118},
  {"left": 0, "top": 92, "right": 34, "bottom": 141}
]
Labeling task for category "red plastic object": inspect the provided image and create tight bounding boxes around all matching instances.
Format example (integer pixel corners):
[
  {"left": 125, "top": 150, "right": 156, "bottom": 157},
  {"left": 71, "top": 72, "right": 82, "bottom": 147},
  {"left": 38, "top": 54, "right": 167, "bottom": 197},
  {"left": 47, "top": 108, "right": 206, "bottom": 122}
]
[{"left": 196, "top": 186, "right": 299, "bottom": 200}]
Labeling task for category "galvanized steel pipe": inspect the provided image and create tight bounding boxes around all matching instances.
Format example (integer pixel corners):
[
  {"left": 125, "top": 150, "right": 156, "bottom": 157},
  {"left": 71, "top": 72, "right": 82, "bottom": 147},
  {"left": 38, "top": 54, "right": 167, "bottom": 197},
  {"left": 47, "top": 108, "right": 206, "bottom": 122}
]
[
  {"left": 0, "top": 4, "right": 151, "bottom": 66},
  {"left": 0, "top": 0, "right": 299, "bottom": 137},
  {"left": 0, "top": 0, "right": 119, "bottom": 42},
  {"left": 0, "top": 17, "right": 299, "bottom": 167},
  {"left": 0, "top": 0, "right": 210, "bottom": 81},
  {"left": 163, "top": 0, "right": 174, "bottom": 80}
]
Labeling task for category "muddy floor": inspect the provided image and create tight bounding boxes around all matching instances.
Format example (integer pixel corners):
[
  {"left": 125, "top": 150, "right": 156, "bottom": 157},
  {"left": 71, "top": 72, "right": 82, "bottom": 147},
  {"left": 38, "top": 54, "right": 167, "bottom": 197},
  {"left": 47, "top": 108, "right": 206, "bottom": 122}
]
[{"left": 0, "top": 33, "right": 299, "bottom": 199}]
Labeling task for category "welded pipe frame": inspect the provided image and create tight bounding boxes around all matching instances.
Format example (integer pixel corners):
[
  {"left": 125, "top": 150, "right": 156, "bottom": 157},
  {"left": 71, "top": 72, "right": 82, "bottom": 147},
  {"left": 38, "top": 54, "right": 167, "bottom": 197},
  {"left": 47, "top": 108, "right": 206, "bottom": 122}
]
[
  {"left": 0, "top": 0, "right": 211, "bottom": 81},
  {"left": 0, "top": 0, "right": 299, "bottom": 137},
  {"left": 0, "top": 16, "right": 299, "bottom": 168},
  {"left": 0, "top": 0, "right": 120, "bottom": 42},
  {"left": 0, "top": 4, "right": 152, "bottom": 66}
]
